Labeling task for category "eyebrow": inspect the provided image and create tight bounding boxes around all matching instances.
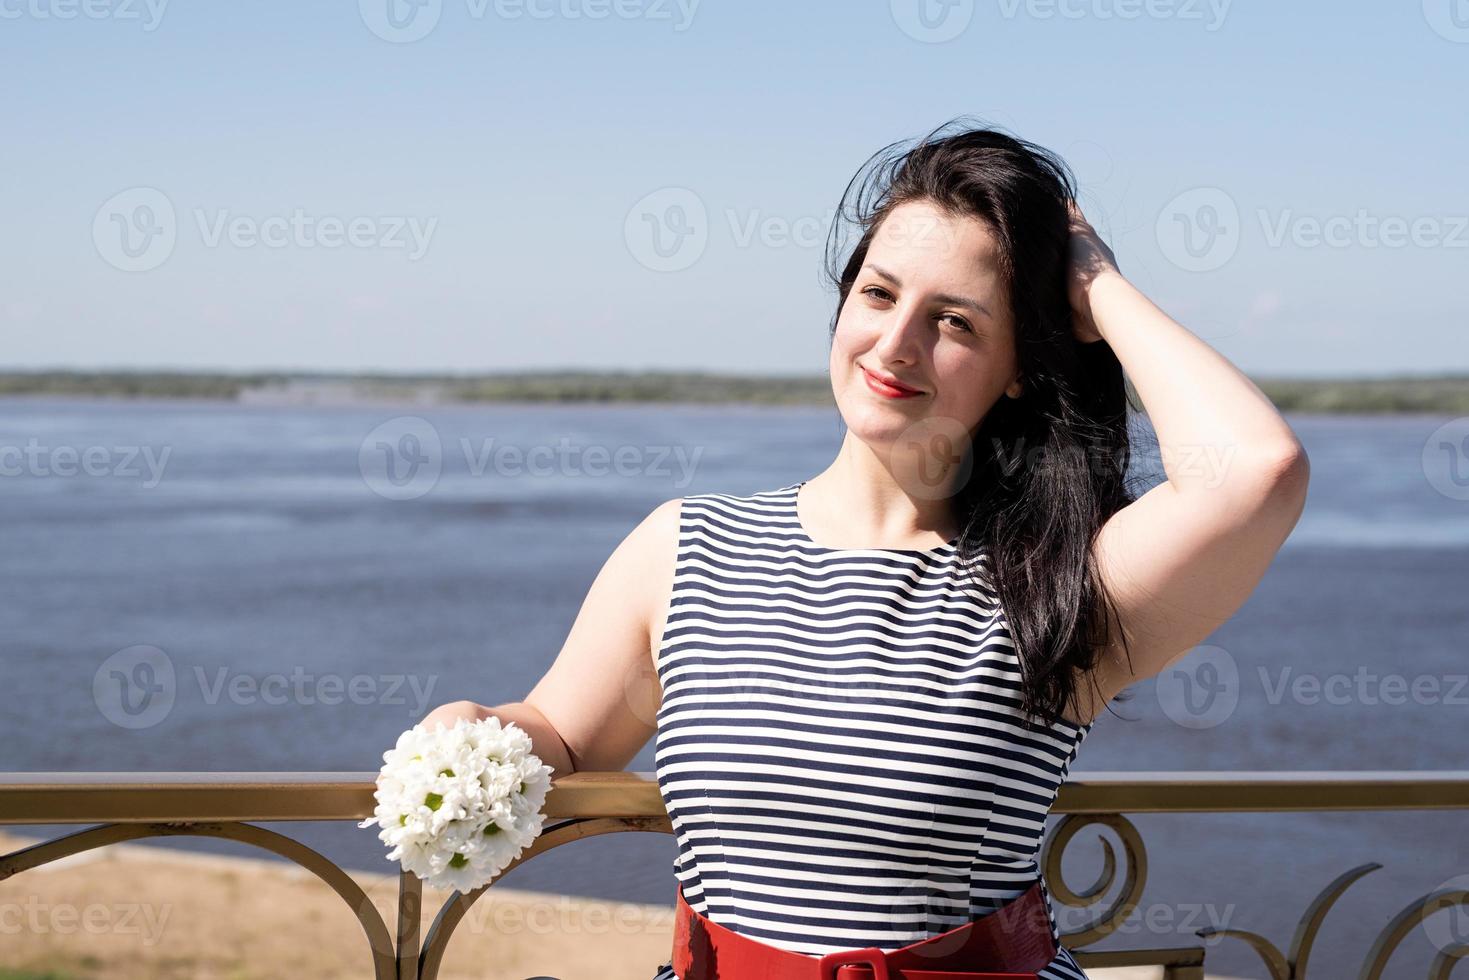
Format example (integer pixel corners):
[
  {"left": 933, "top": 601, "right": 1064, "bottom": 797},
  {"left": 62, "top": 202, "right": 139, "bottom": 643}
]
[{"left": 864, "top": 264, "right": 993, "bottom": 319}]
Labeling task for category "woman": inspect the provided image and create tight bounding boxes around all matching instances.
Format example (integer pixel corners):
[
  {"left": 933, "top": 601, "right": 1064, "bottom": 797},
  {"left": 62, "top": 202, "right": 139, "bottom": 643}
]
[{"left": 421, "top": 120, "right": 1310, "bottom": 979}]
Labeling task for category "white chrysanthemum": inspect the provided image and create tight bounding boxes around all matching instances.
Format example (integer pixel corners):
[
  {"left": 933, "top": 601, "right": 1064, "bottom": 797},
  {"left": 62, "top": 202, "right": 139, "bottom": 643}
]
[{"left": 358, "top": 715, "right": 555, "bottom": 892}]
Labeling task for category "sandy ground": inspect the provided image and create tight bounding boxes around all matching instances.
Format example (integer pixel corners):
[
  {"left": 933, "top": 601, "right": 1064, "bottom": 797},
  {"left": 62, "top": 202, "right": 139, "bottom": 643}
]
[{"left": 0, "top": 830, "right": 1235, "bottom": 980}]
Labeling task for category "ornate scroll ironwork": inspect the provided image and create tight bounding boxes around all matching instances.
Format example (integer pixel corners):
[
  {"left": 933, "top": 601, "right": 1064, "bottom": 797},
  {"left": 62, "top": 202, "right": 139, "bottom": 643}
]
[
  {"left": 1198, "top": 862, "right": 1469, "bottom": 979},
  {"left": 3, "top": 770, "right": 1468, "bottom": 979}
]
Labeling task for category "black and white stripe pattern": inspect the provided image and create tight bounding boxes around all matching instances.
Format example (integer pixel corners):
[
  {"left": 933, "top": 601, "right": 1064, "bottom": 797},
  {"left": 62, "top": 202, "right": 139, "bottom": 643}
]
[{"left": 650, "top": 483, "right": 1093, "bottom": 979}]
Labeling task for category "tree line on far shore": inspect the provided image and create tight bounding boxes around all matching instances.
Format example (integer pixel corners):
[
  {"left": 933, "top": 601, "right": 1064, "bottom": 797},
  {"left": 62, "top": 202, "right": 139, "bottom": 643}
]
[{"left": 1, "top": 369, "right": 1466, "bottom": 414}]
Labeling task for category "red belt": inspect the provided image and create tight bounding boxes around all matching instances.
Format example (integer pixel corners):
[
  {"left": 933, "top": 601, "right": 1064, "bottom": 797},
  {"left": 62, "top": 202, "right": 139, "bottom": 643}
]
[{"left": 672, "top": 881, "right": 1059, "bottom": 980}]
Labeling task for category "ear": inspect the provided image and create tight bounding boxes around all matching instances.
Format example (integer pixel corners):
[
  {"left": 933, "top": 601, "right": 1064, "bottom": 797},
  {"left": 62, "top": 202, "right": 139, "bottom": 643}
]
[{"left": 1005, "top": 376, "right": 1024, "bottom": 400}]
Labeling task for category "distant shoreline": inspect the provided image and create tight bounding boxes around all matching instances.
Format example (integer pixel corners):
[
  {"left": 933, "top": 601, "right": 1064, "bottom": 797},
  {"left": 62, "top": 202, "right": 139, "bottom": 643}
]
[{"left": 2, "top": 369, "right": 1467, "bottom": 414}]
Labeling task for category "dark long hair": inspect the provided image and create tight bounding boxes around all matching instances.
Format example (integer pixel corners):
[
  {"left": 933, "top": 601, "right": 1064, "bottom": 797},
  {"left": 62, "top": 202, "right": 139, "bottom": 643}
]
[{"left": 822, "top": 117, "right": 1144, "bottom": 729}]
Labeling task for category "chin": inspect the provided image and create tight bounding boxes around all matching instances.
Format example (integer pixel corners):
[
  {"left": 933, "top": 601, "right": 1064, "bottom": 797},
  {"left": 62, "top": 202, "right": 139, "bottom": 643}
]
[{"left": 838, "top": 395, "right": 923, "bottom": 438}]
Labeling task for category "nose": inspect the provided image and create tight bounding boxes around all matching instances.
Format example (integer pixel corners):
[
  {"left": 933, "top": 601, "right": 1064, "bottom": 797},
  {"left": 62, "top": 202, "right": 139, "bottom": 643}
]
[{"left": 871, "top": 301, "right": 928, "bottom": 365}]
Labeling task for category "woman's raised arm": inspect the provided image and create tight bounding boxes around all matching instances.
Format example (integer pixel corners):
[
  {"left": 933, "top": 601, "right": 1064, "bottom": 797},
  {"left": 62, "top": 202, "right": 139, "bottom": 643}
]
[{"left": 1068, "top": 207, "right": 1311, "bottom": 721}]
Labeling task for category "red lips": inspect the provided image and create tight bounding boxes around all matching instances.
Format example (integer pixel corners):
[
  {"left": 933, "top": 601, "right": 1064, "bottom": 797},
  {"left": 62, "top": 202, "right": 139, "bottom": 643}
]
[{"left": 861, "top": 365, "right": 923, "bottom": 397}]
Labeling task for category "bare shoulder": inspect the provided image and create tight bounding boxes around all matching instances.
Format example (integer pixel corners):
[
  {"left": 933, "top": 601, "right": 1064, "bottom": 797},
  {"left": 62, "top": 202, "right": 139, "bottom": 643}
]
[
  {"left": 639, "top": 497, "right": 685, "bottom": 670},
  {"left": 641, "top": 495, "right": 685, "bottom": 542},
  {"left": 599, "top": 495, "right": 685, "bottom": 667},
  {"left": 628, "top": 496, "right": 684, "bottom": 575}
]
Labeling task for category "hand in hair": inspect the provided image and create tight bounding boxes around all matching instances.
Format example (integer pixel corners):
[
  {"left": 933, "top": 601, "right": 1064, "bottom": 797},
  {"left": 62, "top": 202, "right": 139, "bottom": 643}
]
[{"left": 1064, "top": 199, "right": 1121, "bottom": 344}]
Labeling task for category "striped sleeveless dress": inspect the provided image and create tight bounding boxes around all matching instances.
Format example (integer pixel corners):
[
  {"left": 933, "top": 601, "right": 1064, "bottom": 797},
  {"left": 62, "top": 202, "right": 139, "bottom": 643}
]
[{"left": 650, "top": 482, "right": 1094, "bottom": 980}]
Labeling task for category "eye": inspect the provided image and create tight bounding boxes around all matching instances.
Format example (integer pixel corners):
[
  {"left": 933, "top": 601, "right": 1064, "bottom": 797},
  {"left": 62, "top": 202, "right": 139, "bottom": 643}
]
[{"left": 860, "top": 285, "right": 973, "bottom": 334}]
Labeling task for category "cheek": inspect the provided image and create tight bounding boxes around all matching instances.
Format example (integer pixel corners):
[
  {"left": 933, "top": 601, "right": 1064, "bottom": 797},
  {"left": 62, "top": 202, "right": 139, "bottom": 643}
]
[
  {"left": 829, "top": 314, "right": 861, "bottom": 364},
  {"left": 930, "top": 349, "right": 1007, "bottom": 412},
  {"left": 832, "top": 303, "right": 880, "bottom": 351}
]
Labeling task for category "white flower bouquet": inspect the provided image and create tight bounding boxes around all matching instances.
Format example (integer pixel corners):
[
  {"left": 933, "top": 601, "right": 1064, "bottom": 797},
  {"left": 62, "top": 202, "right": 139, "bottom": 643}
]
[{"left": 358, "top": 715, "right": 555, "bottom": 892}]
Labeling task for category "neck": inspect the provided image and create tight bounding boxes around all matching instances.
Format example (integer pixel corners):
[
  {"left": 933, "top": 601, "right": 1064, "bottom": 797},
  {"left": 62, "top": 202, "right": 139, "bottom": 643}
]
[{"left": 805, "top": 437, "right": 965, "bottom": 546}]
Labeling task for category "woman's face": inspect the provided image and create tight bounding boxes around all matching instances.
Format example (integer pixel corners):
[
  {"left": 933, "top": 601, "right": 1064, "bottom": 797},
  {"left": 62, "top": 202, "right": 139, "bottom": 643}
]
[{"left": 830, "top": 197, "right": 1021, "bottom": 472}]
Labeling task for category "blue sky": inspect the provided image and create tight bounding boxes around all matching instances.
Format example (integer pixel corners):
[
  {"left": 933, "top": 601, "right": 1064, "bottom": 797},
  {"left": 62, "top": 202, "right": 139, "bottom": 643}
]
[{"left": 1, "top": 0, "right": 1464, "bottom": 378}]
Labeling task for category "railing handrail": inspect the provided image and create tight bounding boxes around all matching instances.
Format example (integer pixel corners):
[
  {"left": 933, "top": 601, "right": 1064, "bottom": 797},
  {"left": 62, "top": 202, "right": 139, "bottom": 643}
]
[
  {"left": 3, "top": 769, "right": 1469, "bottom": 823},
  {"left": 5, "top": 770, "right": 1466, "bottom": 979}
]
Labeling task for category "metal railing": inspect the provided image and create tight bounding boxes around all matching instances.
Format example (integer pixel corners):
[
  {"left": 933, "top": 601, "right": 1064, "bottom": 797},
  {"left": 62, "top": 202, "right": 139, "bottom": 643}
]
[{"left": 3, "top": 770, "right": 1468, "bottom": 979}]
